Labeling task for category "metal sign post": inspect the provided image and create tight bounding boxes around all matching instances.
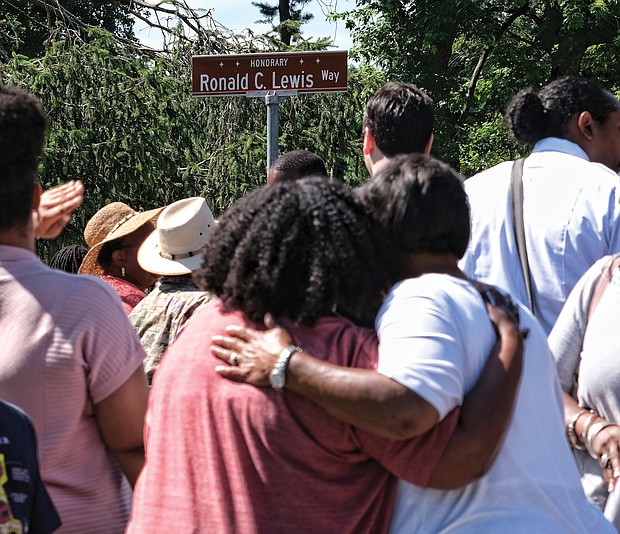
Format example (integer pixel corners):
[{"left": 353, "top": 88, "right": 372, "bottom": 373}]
[
  {"left": 265, "top": 92, "right": 280, "bottom": 170},
  {"left": 192, "top": 51, "right": 348, "bottom": 175},
  {"left": 252, "top": 89, "right": 298, "bottom": 171}
]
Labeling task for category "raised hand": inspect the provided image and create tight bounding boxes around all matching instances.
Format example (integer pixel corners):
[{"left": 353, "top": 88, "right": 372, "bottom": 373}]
[{"left": 34, "top": 180, "right": 84, "bottom": 239}]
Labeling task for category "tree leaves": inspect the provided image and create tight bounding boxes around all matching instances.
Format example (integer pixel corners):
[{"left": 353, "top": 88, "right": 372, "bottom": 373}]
[
  {"left": 1, "top": 16, "right": 378, "bottom": 263},
  {"left": 343, "top": 0, "right": 620, "bottom": 174}
]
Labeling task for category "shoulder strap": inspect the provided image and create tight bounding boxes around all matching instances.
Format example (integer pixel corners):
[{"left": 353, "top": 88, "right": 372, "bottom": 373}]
[
  {"left": 587, "top": 255, "right": 620, "bottom": 320},
  {"left": 511, "top": 158, "right": 535, "bottom": 314}
]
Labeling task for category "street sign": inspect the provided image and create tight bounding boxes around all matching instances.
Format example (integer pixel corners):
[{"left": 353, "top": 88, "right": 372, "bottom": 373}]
[{"left": 192, "top": 50, "right": 348, "bottom": 97}]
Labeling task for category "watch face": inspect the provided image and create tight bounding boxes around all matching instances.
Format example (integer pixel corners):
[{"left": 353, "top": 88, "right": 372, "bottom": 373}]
[{"left": 270, "top": 369, "right": 285, "bottom": 389}]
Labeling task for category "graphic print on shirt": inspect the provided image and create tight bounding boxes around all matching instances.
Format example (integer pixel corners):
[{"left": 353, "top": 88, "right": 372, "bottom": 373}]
[{"left": 0, "top": 454, "right": 22, "bottom": 533}]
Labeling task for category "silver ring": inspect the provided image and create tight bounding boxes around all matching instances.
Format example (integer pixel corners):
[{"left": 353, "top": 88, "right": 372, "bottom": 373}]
[
  {"left": 601, "top": 453, "right": 612, "bottom": 469},
  {"left": 229, "top": 352, "right": 239, "bottom": 366}
]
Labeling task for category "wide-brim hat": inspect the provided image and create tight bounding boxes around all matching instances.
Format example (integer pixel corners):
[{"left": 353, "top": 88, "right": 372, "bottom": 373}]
[
  {"left": 137, "top": 197, "right": 216, "bottom": 276},
  {"left": 78, "top": 202, "right": 164, "bottom": 275}
]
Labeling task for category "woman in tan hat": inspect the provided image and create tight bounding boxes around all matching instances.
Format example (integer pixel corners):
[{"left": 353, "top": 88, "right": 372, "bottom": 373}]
[{"left": 79, "top": 202, "right": 164, "bottom": 313}]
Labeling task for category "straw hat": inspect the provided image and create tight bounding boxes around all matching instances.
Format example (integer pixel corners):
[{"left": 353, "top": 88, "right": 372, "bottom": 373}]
[
  {"left": 137, "top": 197, "right": 216, "bottom": 276},
  {"left": 78, "top": 202, "right": 164, "bottom": 275}
]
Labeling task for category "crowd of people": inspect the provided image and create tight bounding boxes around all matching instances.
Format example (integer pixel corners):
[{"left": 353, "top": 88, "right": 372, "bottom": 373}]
[{"left": 1, "top": 73, "right": 620, "bottom": 533}]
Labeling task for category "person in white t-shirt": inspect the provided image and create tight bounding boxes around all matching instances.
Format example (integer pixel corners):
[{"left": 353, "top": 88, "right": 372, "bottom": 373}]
[
  {"left": 460, "top": 76, "right": 620, "bottom": 334},
  {"left": 213, "top": 154, "right": 615, "bottom": 532}
]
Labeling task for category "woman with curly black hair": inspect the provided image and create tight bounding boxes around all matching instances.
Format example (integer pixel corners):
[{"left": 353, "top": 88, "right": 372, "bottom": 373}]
[
  {"left": 128, "top": 177, "right": 521, "bottom": 533},
  {"left": 194, "top": 176, "right": 393, "bottom": 327}
]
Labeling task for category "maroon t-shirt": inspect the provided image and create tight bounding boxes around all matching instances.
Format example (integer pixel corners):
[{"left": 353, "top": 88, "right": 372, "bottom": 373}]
[{"left": 128, "top": 300, "right": 458, "bottom": 533}]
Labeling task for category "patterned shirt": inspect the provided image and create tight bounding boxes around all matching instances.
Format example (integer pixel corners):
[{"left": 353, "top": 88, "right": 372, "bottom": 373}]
[
  {"left": 129, "top": 275, "right": 213, "bottom": 383},
  {"left": 0, "top": 400, "right": 60, "bottom": 533}
]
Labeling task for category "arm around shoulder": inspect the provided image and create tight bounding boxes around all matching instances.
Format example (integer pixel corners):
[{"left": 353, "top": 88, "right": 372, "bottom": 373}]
[{"left": 286, "top": 353, "right": 440, "bottom": 440}]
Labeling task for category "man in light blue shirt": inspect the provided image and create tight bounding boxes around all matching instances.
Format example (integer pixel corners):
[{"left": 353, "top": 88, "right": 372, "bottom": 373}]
[{"left": 460, "top": 77, "right": 620, "bottom": 333}]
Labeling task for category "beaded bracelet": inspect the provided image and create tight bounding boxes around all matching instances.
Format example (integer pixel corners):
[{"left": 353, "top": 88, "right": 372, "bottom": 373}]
[
  {"left": 586, "top": 421, "right": 616, "bottom": 460},
  {"left": 567, "top": 410, "right": 589, "bottom": 450}
]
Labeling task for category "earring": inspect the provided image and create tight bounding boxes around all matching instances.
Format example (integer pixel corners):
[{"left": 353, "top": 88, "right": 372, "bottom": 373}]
[{"left": 121, "top": 267, "right": 126, "bottom": 278}]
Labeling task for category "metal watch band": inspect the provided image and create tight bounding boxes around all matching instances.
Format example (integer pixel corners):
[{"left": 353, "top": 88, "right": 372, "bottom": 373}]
[{"left": 269, "top": 345, "right": 303, "bottom": 390}]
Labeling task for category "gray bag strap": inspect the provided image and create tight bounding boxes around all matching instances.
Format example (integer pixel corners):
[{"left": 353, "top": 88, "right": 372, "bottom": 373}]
[{"left": 511, "top": 157, "right": 535, "bottom": 314}]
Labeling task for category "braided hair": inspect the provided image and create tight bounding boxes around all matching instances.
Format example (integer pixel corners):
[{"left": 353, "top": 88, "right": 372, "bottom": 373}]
[
  {"left": 194, "top": 177, "right": 397, "bottom": 326},
  {"left": 49, "top": 244, "right": 88, "bottom": 274}
]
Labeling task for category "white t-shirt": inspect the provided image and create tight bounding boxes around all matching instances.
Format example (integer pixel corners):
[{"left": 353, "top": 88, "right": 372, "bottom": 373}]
[
  {"left": 377, "top": 274, "right": 614, "bottom": 533},
  {"left": 459, "top": 137, "right": 620, "bottom": 335}
]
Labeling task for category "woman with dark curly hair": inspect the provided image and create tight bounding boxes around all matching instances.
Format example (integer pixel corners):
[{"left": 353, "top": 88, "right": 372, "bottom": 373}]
[
  {"left": 128, "top": 177, "right": 522, "bottom": 533},
  {"left": 461, "top": 77, "right": 620, "bottom": 335}
]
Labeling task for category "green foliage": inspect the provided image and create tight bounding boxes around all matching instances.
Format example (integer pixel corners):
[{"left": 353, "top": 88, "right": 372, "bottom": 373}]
[
  {"left": 0, "top": 0, "right": 138, "bottom": 57},
  {"left": 340, "top": 0, "right": 620, "bottom": 172},
  {"left": 1, "top": 22, "right": 380, "bottom": 263},
  {"left": 11, "top": 0, "right": 616, "bottom": 263},
  {"left": 459, "top": 116, "right": 528, "bottom": 177},
  {"left": 252, "top": 0, "right": 314, "bottom": 45}
]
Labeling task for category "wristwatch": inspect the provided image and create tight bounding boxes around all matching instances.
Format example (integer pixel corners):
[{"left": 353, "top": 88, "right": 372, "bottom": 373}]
[{"left": 269, "top": 345, "right": 303, "bottom": 390}]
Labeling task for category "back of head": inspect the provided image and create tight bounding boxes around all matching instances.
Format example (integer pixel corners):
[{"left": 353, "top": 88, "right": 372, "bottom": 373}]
[
  {"left": 360, "top": 153, "right": 470, "bottom": 258},
  {"left": 505, "top": 77, "right": 619, "bottom": 144},
  {"left": 49, "top": 244, "right": 89, "bottom": 274},
  {"left": 267, "top": 150, "right": 328, "bottom": 185},
  {"left": 363, "top": 82, "right": 434, "bottom": 157},
  {"left": 0, "top": 85, "right": 47, "bottom": 230},
  {"left": 194, "top": 176, "right": 396, "bottom": 326}
]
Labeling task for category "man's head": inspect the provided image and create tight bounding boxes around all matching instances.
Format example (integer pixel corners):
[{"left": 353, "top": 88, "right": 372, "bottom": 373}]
[
  {"left": 194, "top": 177, "right": 395, "bottom": 326},
  {"left": 360, "top": 153, "right": 470, "bottom": 259},
  {"left": 267, "top": 149, "right": 328, "bottom": 185},
  {"left": 362, "top": 82, "right": 435, "bottom": 176},
  {"left": 505, "top": 77, "right": 620, "bottom": 172},
  {"left": 0, "top": 85, "right": 46, "bottom": 230}
]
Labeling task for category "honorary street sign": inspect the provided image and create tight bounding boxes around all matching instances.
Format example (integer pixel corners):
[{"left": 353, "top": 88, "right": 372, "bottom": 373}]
[{"left": 192, "top": 50, "right": 348, "bottom": 96}]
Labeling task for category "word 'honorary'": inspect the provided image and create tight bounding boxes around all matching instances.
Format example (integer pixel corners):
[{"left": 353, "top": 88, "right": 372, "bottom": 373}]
[{"left": 192, "top": 51, "right": 348, "bottom": 96}]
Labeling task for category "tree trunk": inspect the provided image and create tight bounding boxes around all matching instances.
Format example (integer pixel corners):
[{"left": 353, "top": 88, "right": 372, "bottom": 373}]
[{"left": 278, "top": 0, "right": 292, "bottom": 45}]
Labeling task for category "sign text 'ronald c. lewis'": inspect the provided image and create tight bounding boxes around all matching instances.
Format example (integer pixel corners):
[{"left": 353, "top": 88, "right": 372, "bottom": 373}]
[{"left": 192, "top": 51, "right": 348, "bottom": 96}]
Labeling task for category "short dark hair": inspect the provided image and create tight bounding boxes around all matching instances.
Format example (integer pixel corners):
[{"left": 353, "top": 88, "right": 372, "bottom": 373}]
[
  {"left": 363, "top": 82, "right": 434, "bottom": 157},
  {"left": 0, "top": 85, "right": 47, "bottom": 229},
  {"left": 504, "top": 77, "right": 620, "bottom": 144},
  {"left": 360, "top": 153, "right": 470, "bottom": 258},
  {"left": 194, "top": 177, "right": 396, "bottom": 326},
  {"left": 268, "top": 150, "right": 328, "bottom": 184}
]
